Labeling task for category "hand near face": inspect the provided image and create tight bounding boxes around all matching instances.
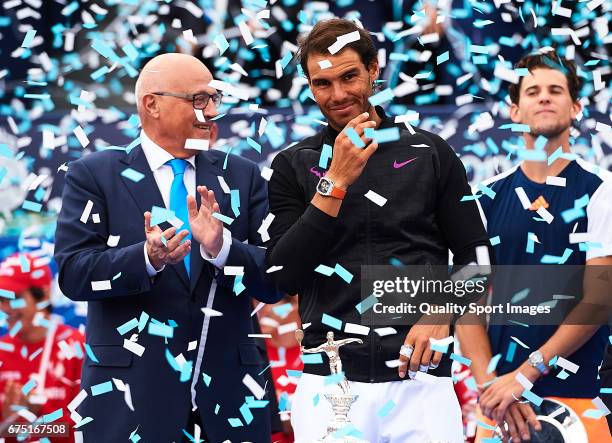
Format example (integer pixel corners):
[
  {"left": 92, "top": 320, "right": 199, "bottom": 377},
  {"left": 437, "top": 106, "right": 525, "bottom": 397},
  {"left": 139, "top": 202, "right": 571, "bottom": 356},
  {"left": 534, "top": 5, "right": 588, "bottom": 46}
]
[
  {"left": 144, "top": 212, "right": 191, "bottom": 270},
  {"left": 187, "top": 186, "right": 224, "bottom": 257},
  {"left": 326, "top": 112, "right": 379, "bottom": 190}
]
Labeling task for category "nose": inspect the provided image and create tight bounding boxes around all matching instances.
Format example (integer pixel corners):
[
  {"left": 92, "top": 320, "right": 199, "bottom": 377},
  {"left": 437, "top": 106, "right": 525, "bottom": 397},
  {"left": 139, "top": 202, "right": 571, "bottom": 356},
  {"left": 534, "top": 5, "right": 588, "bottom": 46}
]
[
  {"left": 330, "top": 82, "right": 348, "bottom": 103},
  {"left": 204, "top": 96, "right": 219, "bottom": 120},
  {"left": 538, "top": 90, "right": 551, "bottom": 103}
]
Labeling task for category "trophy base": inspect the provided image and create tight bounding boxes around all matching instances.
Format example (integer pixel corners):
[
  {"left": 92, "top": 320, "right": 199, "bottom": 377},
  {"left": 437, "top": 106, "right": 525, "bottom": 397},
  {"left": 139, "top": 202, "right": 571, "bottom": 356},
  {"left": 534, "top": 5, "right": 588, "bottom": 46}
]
[{"left": 315, "top": 393, "right": 371, "bottom": 443}]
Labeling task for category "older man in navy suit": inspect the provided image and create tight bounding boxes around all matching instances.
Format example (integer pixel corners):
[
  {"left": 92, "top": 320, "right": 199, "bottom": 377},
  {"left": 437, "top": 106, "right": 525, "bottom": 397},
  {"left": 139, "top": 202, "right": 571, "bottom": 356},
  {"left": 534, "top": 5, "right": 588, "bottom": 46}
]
[{"left": 54, "top": 53, "right": 280, "bottom": 442}]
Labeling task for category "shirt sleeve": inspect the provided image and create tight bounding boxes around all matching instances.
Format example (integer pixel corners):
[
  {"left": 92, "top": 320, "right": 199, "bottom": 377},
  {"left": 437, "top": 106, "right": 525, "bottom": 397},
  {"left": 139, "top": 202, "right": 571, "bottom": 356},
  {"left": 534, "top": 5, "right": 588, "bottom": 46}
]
[
  {"left": 430, "top": 133, "right": 494, "bottom": 266},
  {"left": 200, "top": 227, "right": 232, "bottom": 268},
  {"left": 586, "top": 177, "right": 612, "bottom": 260},
  {"left": 144, "top": 242, "right": 165, "bottom": 276},
  {"left": 265, "top": 150, "right": 338, "bottom": 294}
]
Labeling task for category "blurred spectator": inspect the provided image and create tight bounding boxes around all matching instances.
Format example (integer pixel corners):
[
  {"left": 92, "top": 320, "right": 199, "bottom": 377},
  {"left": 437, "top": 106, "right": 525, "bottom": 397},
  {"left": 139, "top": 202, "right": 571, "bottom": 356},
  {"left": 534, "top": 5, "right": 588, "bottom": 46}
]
[
  {"left": 256, "top": 295, "right": 303, "bottom": 443},
  {"left": 0, "top": 253, "right": 84, "bottom": 442}
]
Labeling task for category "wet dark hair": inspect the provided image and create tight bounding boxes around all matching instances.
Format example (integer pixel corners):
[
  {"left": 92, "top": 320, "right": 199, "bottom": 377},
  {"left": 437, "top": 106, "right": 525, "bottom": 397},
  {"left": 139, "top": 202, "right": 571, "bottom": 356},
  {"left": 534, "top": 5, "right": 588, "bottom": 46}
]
[
  {"left": 508, "top": 51, "right": 580, "bottom": 104},
  {"left": 298, "top": 18, "right": 378, "bottom": 79}
]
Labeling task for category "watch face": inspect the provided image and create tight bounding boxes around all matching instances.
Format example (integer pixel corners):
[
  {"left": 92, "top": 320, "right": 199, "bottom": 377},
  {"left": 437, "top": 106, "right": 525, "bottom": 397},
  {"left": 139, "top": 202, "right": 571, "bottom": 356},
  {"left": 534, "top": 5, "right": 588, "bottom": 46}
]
[{"left": 317, "top": 178, "right": 331, "bottom": 194}]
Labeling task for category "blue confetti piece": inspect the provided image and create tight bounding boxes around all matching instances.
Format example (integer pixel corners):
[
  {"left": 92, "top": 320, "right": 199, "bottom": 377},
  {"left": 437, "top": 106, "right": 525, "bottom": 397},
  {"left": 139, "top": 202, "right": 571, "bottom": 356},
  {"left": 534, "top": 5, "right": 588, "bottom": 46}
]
[
  {"left": 322, "top": 313, "right": 343, "bottom": 330},
  {"left": 91, "top": 381, "right": 113, "bottom": 396},
  {"left": 355, "top": 293, "right": 378, "bottom": 314},
  {"left": 246, "top": 137, "right": 261, "bottom": 153},
  {"left": 377, "top": 399, "right": 396, "bottom": 418},
  {"left": 83, "top": 343, "right": 99, "bottom": 363},
  {"left": 557, "top": 369, "right": 570, "bottom": 380},
  {"left": 490, "top": 236, "right": 501, "bottom": 246},
  {"left": 460, "top": 195, "right": 480, "bottom": 201},
  {"left": 22, "top": 379, "right": 37, "bottom": 396},
  {"left": 138, "top": 311, "right": 149, "bottom": 332},
  {"left": 319, "top": 144, "right": 332, "bottom": 169},
  {"left": 62, "top": 1, "right": 79, "bottom": 16},
  {"left": 477, "top": 420, "right": 498, "bottom": 431},
  {"left": 486, "top": 354, "right": 501, "bottom": 374},
  {"left": 522, "top": 389, "right": 543, "bottom": 406},
  {"left": 534, "top": 135, "right": 548, "bottom": 151},
  {"left": 302, "top": 353, "right": 324, "bottom": 364},
  {"left": 365, "top": 127, "right": 400, "bottom": 144},
  {"left": 561, "top": 207, "right": 585, "bottom": 223},
  {"left": 22, "top": 200, "right": 42, "bottom": 212},
  {"left": 472, "top": 55, "right": 488, "bottom": 65},
  {"left": 228, "top": 418, "right": 243, "bottom": 427},
  {"left": 515, "top": 68, "right": 530, "bottom": 76},
  {"left": 334, "top": 263, "right": 353, "bottom": 284},
  {"left": 583, "top": 409, "right": 607, "bottom": 419},
  {"left": 212, "top": 212, "right": 234, "bottom": 225},
  {"left": 314, "top": 264, "right": 335, "bottom": 276},
  {"left": 90, "top": 66, "right": 110, "bottom": 81},
  {"left": 526, "top": 232, "right": 536, "bottom": 254},
  {"left": 9, "top": 321, "right": 22, "bottom": 337},
  {"left": 117, "top": 318, "right": 139, "bottom": 335},
  {"left": 150, "top": 205, "right": 176, "bottom": 226},
  {"left": 436, "top": 51, "right": 449, "bottom": 64},
  {"left": 272, "top": 303, "right": 292, "bottom": 318},
  {"left": 214, "top": 34, "right": 229, "bottom": 55},
  {"left": 148, "top": 322, "right": 174, "bottom": 338},
  {"left": 600, "top": 387, "right": 612, "bottom": 394},
  {"left": 313, "top": 393, "right": 320, "bottom": 406},
  {"left": 344, "top": 127, "right": 365, "bottom": 148},
  {"left": 450, "top": 353, "right": 471, "bottom": 366},
  {"left": 286, "top": 369, "right": 303, "bottom": 378},
  {"left": 324, "top": 372, "right": 345, "bottom": 386},
  {"left": 42, "top": 408, "right": 63, "bottom": 423},
  {"left": 122, "top": 43, "right": 139, "bottom": 61},
  {"left": 21, "top": 30, "right": 37, "bottom": 48},
  {"left": 9, "top": 298, "right": 26, "bottom": 309},
  {"left": 202, "top": 372, "right": 212, "bottom": 387},
  {"left": 368, "top": 88, "right": 394, "bottom": 106},
  {"left": 230, "top": 189, "right": 241, "bottom": 218},
  {"left": 517, "top": 149, "right": 547, "bottom": 161},
  {"left": 0, "top": 289, "right": 15, "bottom": 299},
  {"left": 478, "top": 183, "right": 496, "bottom": 199},
  {"left": 215, "top": 404, "right": 220, "bottom": 415},
  {"left": 121, "top": 168, "right": 145, "bottom": 182},
  {"left": 499, "top": 123, "right": 531, "bottom": 133},
  {"left": 245, "top": 397, "right": 268, "bottom": 408},
  {"left": 280, "top": 51, "right": 293, "bottom": 70}
]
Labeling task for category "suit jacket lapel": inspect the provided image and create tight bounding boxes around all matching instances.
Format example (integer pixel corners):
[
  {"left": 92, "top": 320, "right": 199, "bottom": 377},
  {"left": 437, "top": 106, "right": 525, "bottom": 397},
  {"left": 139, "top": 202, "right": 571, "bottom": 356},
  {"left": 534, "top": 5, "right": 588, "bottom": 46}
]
[
  {"left": 190, "top": 150, "right": 229, "bottom": 293},
  {"left": 119, "top": 147, "right": 190, "bottom": 290}
]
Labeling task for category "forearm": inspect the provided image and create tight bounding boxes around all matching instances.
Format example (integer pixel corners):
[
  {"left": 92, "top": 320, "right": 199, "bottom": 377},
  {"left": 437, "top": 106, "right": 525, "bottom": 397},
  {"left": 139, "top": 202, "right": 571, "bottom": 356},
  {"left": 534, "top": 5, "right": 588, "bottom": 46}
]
[{"left": 455, "top": 323, "right": 496, "bottom": 385}]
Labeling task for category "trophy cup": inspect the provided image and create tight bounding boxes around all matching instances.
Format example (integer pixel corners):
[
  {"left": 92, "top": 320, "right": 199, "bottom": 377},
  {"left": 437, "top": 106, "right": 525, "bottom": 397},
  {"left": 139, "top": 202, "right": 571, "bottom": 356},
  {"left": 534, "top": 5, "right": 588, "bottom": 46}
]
[{"left": 296, "top": 330, "right": 370, "bottom": 443}]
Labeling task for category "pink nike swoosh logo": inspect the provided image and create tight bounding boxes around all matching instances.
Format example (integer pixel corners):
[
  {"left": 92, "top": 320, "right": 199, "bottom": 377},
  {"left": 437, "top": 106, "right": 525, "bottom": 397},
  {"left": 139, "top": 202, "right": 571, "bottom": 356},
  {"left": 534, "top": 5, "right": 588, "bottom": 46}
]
[{"left": 393, "top": 157, "right": 418, "bottom": 168}]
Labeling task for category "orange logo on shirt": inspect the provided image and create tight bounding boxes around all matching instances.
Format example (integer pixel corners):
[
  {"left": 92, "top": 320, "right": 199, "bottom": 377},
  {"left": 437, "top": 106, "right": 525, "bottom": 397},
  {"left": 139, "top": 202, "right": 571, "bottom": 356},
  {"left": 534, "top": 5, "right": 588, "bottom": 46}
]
[{"left": 529, "top": 195, "right": 549, "bottom": 211}]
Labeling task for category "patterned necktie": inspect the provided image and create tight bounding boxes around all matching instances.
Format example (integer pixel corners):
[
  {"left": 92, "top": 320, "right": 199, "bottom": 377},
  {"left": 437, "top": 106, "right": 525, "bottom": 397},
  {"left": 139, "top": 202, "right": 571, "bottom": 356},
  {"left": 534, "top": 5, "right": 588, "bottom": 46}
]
[{"left": 166, "top": 158, "right": 190, "bottom": 277}]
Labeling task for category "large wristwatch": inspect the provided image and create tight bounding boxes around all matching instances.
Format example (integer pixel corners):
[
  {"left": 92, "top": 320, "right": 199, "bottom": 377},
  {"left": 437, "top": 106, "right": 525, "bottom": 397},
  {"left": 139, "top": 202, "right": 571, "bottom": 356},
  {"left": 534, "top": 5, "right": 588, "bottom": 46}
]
[
  {"left": 528, "top": 350, "right": 550, "bottom": 375},
  {"left": 316, "top": 176, "right": 347, "bottom": 200}
]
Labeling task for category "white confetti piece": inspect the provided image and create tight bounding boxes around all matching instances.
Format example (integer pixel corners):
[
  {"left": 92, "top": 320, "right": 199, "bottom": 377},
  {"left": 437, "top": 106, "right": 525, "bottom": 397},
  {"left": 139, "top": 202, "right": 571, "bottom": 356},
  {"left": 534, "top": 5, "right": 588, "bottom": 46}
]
[
  {"left": 67, "top": 389, "right": 87, "bottom": 413},
  {"left": 73, "top": 125, "right": 90, "bottom": 148},
  {"left": 201, "top": 307, "right": 223, "bottom": 317},
  {"left": 551, "top": 28, "right": 581, "bottom": 45},
  {"left": 266, "top": 265, "right": 283, "bottom": 273},
  {"left": 515, "top": 371, "right": 534, "bottom": 390},
  {"left": 344, "top": 323, "right": 370, "bottom": 336},
  {"left": 184, "top": 139, "right": 210, "bottom": 150},
  {"left": 317, "top": 59, "right": 332, "bottom": 69},
  {"left": 258, "top": 117, "right": 267, "bottom": 137},
  {"left": 208, "top": 79, "right": 249, "bottom": 101},
  {"left": 546, "top": 176, "right": 566, "bottom": 187},
  {"left": 123, "top": 339, "right": 145, "bottom": 357},
  {"left": 80, "top": 200, "right": 93, "bottom": 223},
  {"left": 328, "top": 31, "right": 360, "bottom": 55},
  {"left": 375, "top": 327, "right": 397, "bottom": 337},
  {"left": 238, "top": 20, "right": 254, "bottom": 45},
  {"left": 385, "top": 359, "right": 402, "bottom": 368},
  {"left": 217, "top": 176, "right": 231, "bottom": 194},
  {"left": 514, "top": 187, "right": 531, "bottom": 210},
  {"left": 194, "top": 109, "right": 206, "bottom": 122},
  {"left": 251, "top": 302, "right": 265, "bottom": 317},
  {"left": 587, "top": 0, "right": 605, "bottom": 10},
  {"left": 188, "top": 340, "right": 198, "bottom": 351},
  {"left": 261, "top": 166, "right": 274, "bottom": 181},
  {"left": 569, "top": 232, "right": 591, "bottom": 244},
  {"left": 243, "top": 373, "right": 265, "bottom": 400},
  {"left": 536, "top": 206, "right": 554, "bottom": 224},
  {"left": 364, "top": 190, "right": 387, "bottom": 207},
  {"left": 556, "top": 357, "right": 579, "bottom": 373},
  {"left": 92, "top": 213, "right": 101, "bottom": 224},
  {"left": 107, "top": 235, "right": 120, "bottom": 247},
  {"left": 223, "top": 266, "right": 245, "bottom": 276},
  {"left": 91, "top": 280, "right": 111, "bottom": 291},
  {"left": 278, "top": 321, "right": 299, "bottom": 335},
  {"left": 593, "top": 69, "right": 605, "bottom": 91},
  {"left": 249, "top": 333, "right": 272, "bottom": 338}
]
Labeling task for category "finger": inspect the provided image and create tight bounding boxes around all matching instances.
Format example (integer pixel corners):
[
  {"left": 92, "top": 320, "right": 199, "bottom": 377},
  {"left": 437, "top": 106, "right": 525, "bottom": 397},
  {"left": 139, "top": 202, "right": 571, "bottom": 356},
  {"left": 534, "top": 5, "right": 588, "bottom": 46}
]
[
  {"left": 187, "top": 195, "right": 198, "bottom": 220},
  {"left": 503, "top": 410, "right": 519, "bottom": 443},
  {"left": 419, "top": 346, "right": 433, "bottom": 373},
  {"left": 521, "top": 403, "right": 541, "bottom": 432},
  {"left": 166, "top": 240, "right": 191, "bottom": 263},
  {"left": 429, "top": 351, "right": 442, "bottom": 369},
  {"left": 353, "top": 120, "right": 377, "bottom": 138},
  {"left": 144, "top": 212, "right": 151, "bottom": 232},
  {"left": 211, "top": 202, "right": 221, "bottom": 218},
  {"left": 198, "top": 186, "right": 211, "bottom": 211},
  {"left": 346, "top": 112, "right": 370, "bottom": 129},
  {"left": 207, "top": 189, "right": 217, "bottom": 208},
  {"left": 362, "top": 141, "right": 379, "bottom": 160},
  {"left": 496, "top": 410, "right": 512, "bottom": 443},
  {"left": 408, "top": 340, "right": 426, "bottom": 379},
  {"left": 166, "top": 229, "right": 190, "bottom": 251},
  {"left": 398, "top": 353, "right": 409, "bottom": 379},
  {"left": 513, "top": 405, "right": 530, "bottom": 441},
  {"left": 160, "top": 226, "right": 178, "bottom": 244}
]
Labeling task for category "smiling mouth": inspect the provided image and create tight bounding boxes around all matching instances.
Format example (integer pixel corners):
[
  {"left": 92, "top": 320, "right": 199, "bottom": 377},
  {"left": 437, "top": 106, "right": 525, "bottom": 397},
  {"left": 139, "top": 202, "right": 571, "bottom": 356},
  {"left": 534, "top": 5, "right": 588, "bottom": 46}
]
[{"left": 330, "top": 103, "right": 354, "bottom": 111}]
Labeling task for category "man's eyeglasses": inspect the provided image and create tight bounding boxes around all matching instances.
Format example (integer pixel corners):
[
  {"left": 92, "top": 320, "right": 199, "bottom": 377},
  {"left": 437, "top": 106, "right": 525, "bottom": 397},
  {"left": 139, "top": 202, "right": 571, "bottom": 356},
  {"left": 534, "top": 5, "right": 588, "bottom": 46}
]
[{"left": 151, "top": 92, "right": 222, "bottom": 110}]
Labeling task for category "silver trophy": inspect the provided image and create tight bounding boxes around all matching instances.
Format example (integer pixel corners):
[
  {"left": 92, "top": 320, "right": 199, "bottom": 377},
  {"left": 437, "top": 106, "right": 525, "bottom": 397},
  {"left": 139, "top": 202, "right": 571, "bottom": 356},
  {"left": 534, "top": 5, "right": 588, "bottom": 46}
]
[{"left": 296, "top": 330, "right": 370, "bottom": 443}]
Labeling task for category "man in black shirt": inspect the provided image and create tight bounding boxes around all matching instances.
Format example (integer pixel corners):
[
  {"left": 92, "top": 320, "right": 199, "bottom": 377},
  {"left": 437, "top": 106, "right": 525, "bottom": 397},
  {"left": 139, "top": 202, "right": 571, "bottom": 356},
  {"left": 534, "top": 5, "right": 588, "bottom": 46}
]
[{"left": 265, "top": 18, "right": 490, "bottom": 442}]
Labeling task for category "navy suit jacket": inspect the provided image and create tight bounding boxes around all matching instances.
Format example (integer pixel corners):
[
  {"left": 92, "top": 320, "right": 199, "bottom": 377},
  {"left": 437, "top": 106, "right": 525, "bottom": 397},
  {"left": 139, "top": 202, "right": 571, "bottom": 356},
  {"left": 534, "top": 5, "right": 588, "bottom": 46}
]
[{"left": 54, "top": 145, "right": 281, "bottom": 442}]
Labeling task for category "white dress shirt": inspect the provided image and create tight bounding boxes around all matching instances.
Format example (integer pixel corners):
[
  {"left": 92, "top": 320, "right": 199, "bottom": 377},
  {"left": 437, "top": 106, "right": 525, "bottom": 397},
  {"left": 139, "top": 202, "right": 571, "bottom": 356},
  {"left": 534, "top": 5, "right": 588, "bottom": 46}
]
[{"left": 140, "top": 130, "right": 231, "bottom": 276}]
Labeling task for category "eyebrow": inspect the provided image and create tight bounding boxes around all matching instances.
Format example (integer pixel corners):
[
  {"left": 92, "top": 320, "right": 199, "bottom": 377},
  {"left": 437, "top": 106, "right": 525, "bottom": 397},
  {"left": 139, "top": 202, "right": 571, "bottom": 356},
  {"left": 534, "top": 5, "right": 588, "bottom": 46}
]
[
  {"left": 524, "top": 84, "right": 566, "bottom": 92},
  {"left": 311, "top": 68, "right": 359, "bottom": 82}
]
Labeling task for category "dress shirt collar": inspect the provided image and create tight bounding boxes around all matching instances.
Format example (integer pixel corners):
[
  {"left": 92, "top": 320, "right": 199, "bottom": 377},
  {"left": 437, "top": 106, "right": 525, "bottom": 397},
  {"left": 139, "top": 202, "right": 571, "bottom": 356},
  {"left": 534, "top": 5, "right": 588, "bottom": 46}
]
[{"left": 140, "top": 130, "right": 196, "bottom": 172}]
